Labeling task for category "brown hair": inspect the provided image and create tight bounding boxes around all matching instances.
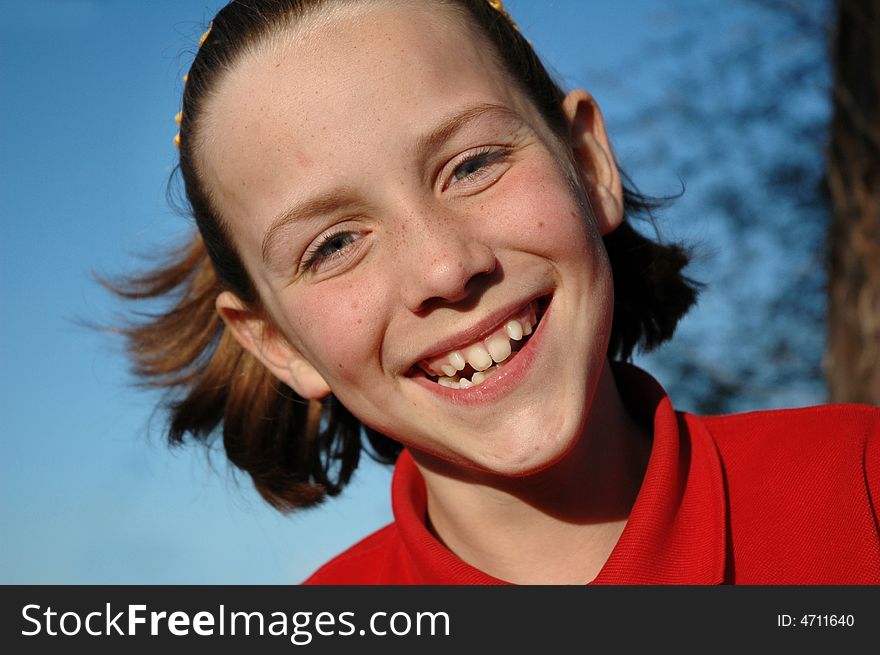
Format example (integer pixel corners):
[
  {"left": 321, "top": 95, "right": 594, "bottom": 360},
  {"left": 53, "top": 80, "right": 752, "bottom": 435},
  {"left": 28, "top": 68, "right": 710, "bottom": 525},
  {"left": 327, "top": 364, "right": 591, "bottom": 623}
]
[{"left": 112, "top": 0, "right": 699, "bottom": 511}]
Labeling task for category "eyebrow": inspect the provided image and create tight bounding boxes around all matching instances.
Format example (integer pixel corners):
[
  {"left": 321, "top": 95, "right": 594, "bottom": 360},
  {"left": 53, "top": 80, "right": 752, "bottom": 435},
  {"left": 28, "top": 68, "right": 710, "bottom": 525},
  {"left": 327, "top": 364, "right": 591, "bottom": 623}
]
[
  {"left": 260, "top": 102, "right": 519, "bottom": 265},
  {"left": 261, "top": 190, "right": 358, "bottom": 265}
]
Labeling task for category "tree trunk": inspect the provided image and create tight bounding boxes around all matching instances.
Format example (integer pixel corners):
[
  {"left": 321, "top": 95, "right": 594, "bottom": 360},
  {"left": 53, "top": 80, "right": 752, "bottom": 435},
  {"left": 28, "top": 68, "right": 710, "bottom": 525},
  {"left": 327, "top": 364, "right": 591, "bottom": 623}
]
[{"left": 825, "top": 0, "right": 880, "bottom": 405}]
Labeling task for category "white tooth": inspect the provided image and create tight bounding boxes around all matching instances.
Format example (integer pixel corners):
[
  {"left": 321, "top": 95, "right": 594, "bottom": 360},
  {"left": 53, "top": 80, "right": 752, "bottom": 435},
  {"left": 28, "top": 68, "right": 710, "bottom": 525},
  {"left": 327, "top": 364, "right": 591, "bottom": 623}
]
[
  {"left": 505, "top": 319, "right": 523, "bottom": 341},
  {"left": 465, "top": 344, "right": 493, "bottom": 371},
  {"left": 438, "top": 377, "right": 458, "bottom": 388},
  {"left": 471, "top": 371, "right": 486, "bottom": 385},
  {"left": 487, "top": 335, "right": 512, "bottom": 363},
  {"left": 448, "top": 350, "right": 466, "bottom": 371},
  {"left": 523, "top": 319, "right": 533, "bottom": 336},
  {"left": 458, "top": 378, "right": 473, "bottom": 389},
  {"left": 441, "top": 364, "right": 457, "bottom": 377}
]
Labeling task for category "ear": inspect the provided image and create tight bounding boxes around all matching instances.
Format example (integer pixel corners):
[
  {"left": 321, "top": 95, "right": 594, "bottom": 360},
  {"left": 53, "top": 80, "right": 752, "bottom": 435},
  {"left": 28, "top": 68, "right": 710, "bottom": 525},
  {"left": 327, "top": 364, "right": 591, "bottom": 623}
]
[
  {"left": 215, "top": 291, "right": 331, "bottom": 400},
  {"left": 561, "top": 89, "right": 624, "bottom": 235}
]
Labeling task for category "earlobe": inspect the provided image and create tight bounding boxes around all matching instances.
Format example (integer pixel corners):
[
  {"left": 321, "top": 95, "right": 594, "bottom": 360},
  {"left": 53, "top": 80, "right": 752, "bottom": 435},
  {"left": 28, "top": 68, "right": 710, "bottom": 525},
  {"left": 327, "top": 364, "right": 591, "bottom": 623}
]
[
  {"left": 215, "top": 291, "right": 331, "bottom": 399},
  {"left": 562, "top": 89, "right": 624, "bottom": 235}
]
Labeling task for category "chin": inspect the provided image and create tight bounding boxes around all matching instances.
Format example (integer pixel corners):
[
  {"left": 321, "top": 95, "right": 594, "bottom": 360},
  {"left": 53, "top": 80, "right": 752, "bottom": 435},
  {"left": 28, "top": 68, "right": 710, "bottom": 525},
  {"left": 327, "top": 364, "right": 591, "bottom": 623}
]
[{"left": 466, "top": 402, "right": 587, "bottom": 478}]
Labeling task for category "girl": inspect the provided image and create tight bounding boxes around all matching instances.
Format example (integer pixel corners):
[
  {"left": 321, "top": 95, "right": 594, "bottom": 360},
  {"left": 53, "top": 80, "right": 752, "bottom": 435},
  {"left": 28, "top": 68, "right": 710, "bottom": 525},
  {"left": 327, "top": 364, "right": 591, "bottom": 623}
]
[{"left": 117, "top": 0, "right": 880, "bottom": 584}]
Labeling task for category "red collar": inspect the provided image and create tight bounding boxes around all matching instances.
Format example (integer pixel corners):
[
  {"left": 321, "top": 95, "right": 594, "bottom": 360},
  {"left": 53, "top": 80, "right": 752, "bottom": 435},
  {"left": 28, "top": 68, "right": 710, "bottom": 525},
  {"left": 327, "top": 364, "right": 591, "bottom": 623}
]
[{"left": 390, "top": 365, "right": 728, "bottom": 584}]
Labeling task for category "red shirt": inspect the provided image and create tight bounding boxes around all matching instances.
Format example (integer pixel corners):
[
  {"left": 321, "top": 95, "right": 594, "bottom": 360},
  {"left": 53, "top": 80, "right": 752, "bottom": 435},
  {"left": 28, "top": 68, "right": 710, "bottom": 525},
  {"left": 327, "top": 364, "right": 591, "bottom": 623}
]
[{"left": 304, "top": 366, "right": 880, "bottom": 584}]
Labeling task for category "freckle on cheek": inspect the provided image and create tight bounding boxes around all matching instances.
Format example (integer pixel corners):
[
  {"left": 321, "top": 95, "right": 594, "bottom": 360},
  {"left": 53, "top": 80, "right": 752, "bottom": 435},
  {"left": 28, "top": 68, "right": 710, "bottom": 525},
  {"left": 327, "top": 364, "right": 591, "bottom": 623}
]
[{"left": 538, "top": 221, "right": 545, "bottom": 229}]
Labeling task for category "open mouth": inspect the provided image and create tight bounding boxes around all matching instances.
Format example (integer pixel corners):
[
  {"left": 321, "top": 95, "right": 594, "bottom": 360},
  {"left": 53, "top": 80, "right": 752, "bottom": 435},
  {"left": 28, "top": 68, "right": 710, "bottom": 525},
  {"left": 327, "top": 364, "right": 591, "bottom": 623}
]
[{"left": 408, "top": 296, "right": 549, "bottom": 390}]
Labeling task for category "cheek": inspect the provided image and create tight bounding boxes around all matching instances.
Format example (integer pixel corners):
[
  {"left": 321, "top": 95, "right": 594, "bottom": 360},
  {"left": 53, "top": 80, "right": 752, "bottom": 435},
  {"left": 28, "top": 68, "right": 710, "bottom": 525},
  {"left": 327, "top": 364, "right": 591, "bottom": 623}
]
[
  {"left": 284, "top": 283, "right": 387, "bottom": 381},
  {"left": 493, "top": 157, "right": 595, "bottom": 258}
]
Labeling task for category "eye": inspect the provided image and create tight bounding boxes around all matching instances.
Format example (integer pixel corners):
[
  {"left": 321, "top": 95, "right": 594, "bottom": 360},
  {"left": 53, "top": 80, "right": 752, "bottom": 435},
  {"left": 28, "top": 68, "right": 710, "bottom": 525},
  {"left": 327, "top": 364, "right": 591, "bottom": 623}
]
[
  {"left": 444, "top": 147, "right": 511, "bottom": 191},
  {"left": 302, "top": 229, "right": 363, "bottom": 273}
]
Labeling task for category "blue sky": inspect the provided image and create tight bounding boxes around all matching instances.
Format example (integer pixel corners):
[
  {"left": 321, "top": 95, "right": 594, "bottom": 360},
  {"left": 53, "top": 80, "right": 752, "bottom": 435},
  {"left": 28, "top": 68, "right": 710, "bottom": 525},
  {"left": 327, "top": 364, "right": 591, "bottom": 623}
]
[{"left": 0, "top": 0, "right": 826, "bottom": 583}]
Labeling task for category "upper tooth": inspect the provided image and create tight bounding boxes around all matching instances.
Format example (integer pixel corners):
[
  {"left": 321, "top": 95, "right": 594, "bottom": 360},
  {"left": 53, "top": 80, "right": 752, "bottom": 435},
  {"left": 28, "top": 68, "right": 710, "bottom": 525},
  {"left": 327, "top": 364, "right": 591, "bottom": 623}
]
[
  {"left": 505, "top": 319, "right": 523, "bottom": 341},
  {"left": 522, "top": 319, "right": 533, "bottom": 336},
  {"left": 487, "top": 335, "right": 512, "bottom": 363},
  {"left": 448, "top": 351, "right": 466, "bottom": 371},
  {"left": 441, "top": 364, "right": 457, "bottom": 377},
  {"left": 465, "top": 344, "right": 493, "bottom": 371}
]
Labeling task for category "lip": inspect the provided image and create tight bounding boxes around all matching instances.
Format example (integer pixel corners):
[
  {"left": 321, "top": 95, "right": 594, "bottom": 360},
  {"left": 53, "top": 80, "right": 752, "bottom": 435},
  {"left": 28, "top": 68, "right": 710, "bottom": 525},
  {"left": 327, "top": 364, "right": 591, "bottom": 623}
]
[
  {"left": 406, "top": 292, "right": 549, "bottom": 370},
  {"left": 409, "top": 294, "right": 552, "bottom": 404}
]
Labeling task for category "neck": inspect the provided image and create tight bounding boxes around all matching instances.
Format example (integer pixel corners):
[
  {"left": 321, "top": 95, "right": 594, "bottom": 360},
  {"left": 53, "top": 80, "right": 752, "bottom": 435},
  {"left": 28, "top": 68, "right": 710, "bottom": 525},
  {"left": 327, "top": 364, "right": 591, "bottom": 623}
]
[{"left": 410, "top": 361, "right": 651, "bottom": 584}]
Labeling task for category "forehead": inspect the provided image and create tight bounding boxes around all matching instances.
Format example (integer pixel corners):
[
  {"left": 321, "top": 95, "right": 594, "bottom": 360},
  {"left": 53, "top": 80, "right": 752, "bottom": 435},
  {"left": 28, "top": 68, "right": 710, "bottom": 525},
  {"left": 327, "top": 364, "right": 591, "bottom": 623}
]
[{"left": 198, "top": 1, "right": 534, "bottom": 233}]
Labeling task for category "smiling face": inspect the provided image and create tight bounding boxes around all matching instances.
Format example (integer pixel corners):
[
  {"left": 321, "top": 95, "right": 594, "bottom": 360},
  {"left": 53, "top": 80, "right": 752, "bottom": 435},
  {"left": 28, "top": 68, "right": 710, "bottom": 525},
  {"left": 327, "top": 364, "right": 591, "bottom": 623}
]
[{"left": 202, "top": 1, "right": 624, "bottom": 477}]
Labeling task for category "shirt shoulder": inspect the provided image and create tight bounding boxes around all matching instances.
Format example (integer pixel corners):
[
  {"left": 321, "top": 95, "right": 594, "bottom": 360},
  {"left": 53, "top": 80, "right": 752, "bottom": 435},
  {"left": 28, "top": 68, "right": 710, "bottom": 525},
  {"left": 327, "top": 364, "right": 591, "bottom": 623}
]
[
  {"left": 697, "top": 402, "right": 880, "bottom": 449},
  {"left": 301, "top": 523, "right": 404, "bottom": 585},
  {"left": 694, "top": 403, "right": 879, "bottom": 507},
  {"left": 689, "top": 404, "right": 880, "bottom": 583}
]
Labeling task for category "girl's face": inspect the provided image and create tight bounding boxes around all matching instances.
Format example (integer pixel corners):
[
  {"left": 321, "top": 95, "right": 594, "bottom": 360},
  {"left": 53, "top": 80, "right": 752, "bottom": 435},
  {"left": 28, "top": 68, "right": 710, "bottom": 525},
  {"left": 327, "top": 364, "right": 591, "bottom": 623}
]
[{"left": 205, "top": 2, "right": 622, "bottom": 476}]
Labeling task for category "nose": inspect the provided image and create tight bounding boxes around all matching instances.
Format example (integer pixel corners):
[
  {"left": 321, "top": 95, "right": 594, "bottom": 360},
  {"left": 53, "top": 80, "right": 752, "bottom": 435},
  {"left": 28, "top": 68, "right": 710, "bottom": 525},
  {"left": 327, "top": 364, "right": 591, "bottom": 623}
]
[{"left": 397, "top": 209, "right": 497, "bottom": 313}]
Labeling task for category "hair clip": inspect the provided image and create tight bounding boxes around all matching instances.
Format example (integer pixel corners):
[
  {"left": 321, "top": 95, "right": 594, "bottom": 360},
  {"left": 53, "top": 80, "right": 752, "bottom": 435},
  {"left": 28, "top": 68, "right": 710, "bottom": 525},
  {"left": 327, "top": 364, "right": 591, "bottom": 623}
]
[
  {"left": 487, "top": 0, "right": 520, "bottom": 32},
  {"left": 174, "top": 25, "right": 212, "bottom": 148}
]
